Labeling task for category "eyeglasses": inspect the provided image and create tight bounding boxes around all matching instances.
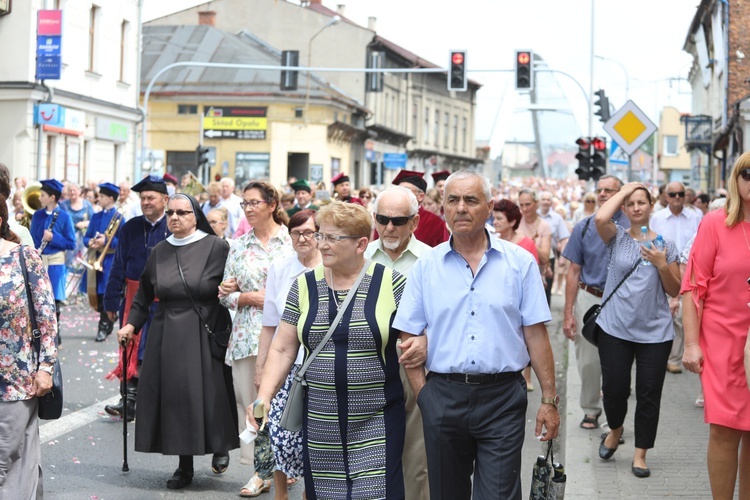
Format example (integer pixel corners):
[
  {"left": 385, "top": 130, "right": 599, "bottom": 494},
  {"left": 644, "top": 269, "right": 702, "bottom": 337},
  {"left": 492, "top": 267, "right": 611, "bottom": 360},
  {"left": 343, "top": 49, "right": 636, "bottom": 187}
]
[
  {"left": 208, "top": 220, "right": 223, "bottom": 225},
  {"left": 667, "top": 191, "right": 685, "bottom": 198},
  {"left": 240, "top": 200, "right": 266, "bottom": 209},
  {"left": 739, "top": 168, "right": 750, "bottom": 181},
  {"left": 165, "top": 209, "right": 193, "bottom": 217},
  {"left": 595, "top": 188, "right": 619, "bottom": 195},
  {"left": 313, "top": 232, "right": 359, "bottom": 244},
  {"left": 290, "top": 230, "right": 316, "bottom": 240},
  {"left": 361, "top": 195, "right": 372, "bottom": 200},
  {"left": 375, "top": 214, "right": 414, "bottom": 227}
]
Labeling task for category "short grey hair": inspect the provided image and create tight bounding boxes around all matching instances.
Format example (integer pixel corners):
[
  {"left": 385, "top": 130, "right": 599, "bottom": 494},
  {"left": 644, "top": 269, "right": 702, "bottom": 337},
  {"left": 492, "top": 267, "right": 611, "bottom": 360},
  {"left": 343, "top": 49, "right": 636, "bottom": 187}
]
[
  {"left": 373, "top": 185, "right": 419, "bottom": 216},
  {"left": 598, "top": 175, "right": 624, "bottom": 188},
  {"left": 444, "top": 170, "right": 492, "bottom": 202}
]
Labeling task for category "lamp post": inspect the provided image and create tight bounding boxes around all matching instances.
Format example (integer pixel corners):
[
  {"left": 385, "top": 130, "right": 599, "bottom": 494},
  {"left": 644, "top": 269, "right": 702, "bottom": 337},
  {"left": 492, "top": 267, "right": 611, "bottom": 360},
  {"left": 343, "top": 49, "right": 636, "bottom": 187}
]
[
  {"left": 305, "top": 15, "right": 341, "bottom": 123},
  {"left": 594, "top": 54, "right": 630, "bottom": 101}
]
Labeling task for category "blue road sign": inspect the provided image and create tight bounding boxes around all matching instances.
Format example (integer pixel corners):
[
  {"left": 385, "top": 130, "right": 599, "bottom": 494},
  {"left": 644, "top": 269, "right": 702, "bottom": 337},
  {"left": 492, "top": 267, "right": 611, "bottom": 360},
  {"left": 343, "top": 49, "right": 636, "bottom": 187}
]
[
  {"left": 37, "top": 36, "right": 61, "bottom": 56},
  {"left": 609, "top": 141, "right": 628, "bottom": 165},
  {"left": 383, "top": 153, "right": 407, "bottom": 170}
]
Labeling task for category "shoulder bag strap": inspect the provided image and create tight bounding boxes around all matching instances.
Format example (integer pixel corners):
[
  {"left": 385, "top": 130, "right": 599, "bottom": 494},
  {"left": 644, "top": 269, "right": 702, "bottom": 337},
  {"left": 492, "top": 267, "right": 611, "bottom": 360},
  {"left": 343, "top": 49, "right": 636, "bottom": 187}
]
[
  {"left": 174, "top": 245, "right": 215, "bottom": 336},
  {"left": 295, "top": 260, "right": 371, "bottom": 381},
  {"left": 19, "top": 247, "right": 42, "bottom": 368},
  {"left": 598, "top": 258, "right": 641, "bottom": 311}
]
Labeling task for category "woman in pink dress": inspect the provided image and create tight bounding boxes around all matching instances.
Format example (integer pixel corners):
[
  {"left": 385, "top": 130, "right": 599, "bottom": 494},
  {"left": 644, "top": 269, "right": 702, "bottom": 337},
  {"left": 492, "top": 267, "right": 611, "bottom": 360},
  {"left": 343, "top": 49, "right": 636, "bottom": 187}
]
[
  {"left": 682, "top": 153, "right": 750, "bottom": 500},
  {"left": 492, "top": 199, "right": 539, "bottom": 263}
]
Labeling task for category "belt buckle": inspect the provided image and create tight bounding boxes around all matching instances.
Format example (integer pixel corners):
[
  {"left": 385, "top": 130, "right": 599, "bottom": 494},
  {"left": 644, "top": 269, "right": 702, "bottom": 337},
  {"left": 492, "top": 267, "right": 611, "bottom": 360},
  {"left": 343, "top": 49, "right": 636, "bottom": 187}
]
[{"left": 464, "top": 373, "right": 481, "bottom": 384}]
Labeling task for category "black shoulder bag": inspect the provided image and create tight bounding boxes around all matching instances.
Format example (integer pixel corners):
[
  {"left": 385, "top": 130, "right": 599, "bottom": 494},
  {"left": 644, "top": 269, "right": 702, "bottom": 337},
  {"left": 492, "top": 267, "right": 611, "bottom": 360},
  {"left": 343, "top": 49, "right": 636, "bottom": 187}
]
[
  {"left": 581, "top": 258, "right": 640, "bottom": 347},
  {"left": 22, "top": 246, "right": 64, "bottom": 420},
  {"left": 174, "top": 245, "right": 232, "bottom": 360}
]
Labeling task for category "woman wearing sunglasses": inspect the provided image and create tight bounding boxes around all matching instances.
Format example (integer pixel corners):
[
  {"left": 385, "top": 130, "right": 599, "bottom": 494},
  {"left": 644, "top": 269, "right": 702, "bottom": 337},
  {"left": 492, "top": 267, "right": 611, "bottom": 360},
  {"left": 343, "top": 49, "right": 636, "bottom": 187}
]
[
  {"left": 682, "top": 153, "right": 750, "bottom": 500},
  {"left": 251, "top": 201, "right": 408, "bottom": 499}
]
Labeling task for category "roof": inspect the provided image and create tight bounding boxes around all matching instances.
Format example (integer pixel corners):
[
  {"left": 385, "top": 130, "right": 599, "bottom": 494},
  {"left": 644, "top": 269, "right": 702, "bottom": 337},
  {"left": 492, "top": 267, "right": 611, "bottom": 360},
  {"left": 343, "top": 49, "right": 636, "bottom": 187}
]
[
  {"left": 141, "top": 25, "right": 366, "bottom": 112},
  {"left": 683, "top": 0, "right": 712, "bottom": 51}
]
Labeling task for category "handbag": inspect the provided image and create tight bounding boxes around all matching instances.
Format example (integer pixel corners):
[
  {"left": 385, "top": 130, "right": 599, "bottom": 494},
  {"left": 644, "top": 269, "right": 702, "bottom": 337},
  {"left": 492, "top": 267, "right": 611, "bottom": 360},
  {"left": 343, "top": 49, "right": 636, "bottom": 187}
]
[
  {"left": 279, "top": 260, "right": 371, "bottom": 432},
  {"left": 21, "top": 247, "right": 64, "bottom": 420},
  {"left": 581, "top": 258, "right": 640, "bottom": 346},
  {"left": 175, "top": 246, "right": 232, "bottom": 361},
  {"left": 529, "top": 440, "right": 565, "bottom": 500}
]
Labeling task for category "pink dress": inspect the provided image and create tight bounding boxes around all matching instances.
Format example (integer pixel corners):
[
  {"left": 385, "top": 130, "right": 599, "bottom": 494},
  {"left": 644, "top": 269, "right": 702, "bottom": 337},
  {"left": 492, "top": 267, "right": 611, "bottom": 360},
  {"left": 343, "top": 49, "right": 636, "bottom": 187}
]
[
  {"left": 517, "top": 236, "right": 539, "bottom": 263},
  {"left": 681, "top": 210, "right": 750, "bottom": 430}
]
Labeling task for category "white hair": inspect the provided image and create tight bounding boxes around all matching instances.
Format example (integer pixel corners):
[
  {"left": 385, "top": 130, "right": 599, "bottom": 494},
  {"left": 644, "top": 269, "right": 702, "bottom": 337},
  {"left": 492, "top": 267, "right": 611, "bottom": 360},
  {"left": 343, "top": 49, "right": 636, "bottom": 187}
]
[
  {"left": 220, "top": 177, "right": 235, "bottom": 188},
  {"left": 373, "top": 185, "right": 419, "bottom": 216},
  {"left": 444, "top": 170, "right": 492, "bottom": 202}
]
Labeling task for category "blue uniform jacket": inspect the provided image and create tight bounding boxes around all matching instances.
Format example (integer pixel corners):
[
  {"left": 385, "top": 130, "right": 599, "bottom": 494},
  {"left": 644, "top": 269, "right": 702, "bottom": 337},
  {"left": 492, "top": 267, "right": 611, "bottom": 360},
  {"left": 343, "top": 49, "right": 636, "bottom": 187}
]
[
  {"left": 83, "top": 208, "right": 121, "bottom": 295},
  {"left": 30, "top": 206, "right": 76, "bottom": 254}
]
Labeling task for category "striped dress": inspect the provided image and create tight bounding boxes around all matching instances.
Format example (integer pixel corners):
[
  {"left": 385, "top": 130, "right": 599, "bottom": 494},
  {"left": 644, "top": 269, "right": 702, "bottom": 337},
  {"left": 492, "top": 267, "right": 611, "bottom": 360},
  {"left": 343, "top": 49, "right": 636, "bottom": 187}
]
[{"left": 281, "top": 262, "right": 407, "bottom": 500}]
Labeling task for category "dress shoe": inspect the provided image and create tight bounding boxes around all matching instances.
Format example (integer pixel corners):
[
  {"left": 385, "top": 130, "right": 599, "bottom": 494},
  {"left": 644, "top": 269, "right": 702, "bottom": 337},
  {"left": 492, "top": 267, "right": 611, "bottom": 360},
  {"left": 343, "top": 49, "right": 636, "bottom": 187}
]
[
  {"left": 212, "top": 452, "right": 230, "bottom": 474},
  {"left": 631, "top": 463, "right": 651, "bottom": 478},
  {"left": 95, "top": 329, "right": 109, "bottom": 342},
  {"left": 666, "top": 364, "right": 682, "bottom": 374},
  {"left": 166, "top": 468, "right": 193, "bottom": 489},
  {"left": 598, "top": 433, "right": 619, "bottom": 460}
]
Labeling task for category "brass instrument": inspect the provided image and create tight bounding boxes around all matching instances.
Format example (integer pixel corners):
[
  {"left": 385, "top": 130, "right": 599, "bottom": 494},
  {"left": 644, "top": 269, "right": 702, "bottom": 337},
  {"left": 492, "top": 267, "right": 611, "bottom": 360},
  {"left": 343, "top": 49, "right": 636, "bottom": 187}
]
[
  {"left": 181, "top": 171, "right": 205, "bottom": 197},
  {"left": 86, "top": 208, "right": 125, "bottom": 310},
  {"left": 20, "top": 182, "right": 42, "bottom": 228},
  {"left": 38, "top": 211, "right": 59, "bottom": 253}
]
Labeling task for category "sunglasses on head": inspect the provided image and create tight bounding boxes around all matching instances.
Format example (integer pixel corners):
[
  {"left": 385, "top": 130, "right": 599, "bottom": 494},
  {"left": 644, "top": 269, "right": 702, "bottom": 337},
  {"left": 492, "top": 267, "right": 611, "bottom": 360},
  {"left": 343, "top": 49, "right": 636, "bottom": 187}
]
[
  {"left": 375, "top": 214, "right": 414, "bottom": 227},
  {"left": 667, "top": 191, "right": 685, "bottom": 198},
  {"left": 739, "top": 168, "right": 750, "bottom": 181}
]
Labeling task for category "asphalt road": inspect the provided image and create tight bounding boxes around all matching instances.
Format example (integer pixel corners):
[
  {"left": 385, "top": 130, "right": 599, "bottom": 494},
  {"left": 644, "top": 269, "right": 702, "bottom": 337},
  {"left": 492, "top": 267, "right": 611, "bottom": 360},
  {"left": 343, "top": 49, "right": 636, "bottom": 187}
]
[{"left": 41, "top": 295, "right": 568, "bottom": 499}]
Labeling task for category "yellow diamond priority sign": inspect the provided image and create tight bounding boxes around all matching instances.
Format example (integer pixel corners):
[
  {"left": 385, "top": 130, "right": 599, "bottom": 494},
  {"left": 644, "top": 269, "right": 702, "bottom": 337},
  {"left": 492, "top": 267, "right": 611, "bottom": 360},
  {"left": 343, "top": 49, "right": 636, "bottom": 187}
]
[{"left": 603, "top": 100, "right": 656, "bottom": 156}]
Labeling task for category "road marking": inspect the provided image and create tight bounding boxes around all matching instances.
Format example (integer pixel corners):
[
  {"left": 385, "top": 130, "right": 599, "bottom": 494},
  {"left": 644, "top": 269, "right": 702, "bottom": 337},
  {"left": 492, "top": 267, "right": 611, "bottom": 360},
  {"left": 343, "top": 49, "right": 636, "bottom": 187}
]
[{"left": 40, "top": 396, "right": 121, "bottom": 442}]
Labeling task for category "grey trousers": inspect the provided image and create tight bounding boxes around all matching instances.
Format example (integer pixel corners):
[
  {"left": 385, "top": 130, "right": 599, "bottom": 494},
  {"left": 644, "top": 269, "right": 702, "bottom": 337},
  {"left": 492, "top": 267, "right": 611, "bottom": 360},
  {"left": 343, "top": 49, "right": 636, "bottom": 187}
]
[
  {"left": 574, "top": 288, "right": 603, "bottom": 416},
  {"left": 0, "top": 398, "right": 43, "bottom": 500}
]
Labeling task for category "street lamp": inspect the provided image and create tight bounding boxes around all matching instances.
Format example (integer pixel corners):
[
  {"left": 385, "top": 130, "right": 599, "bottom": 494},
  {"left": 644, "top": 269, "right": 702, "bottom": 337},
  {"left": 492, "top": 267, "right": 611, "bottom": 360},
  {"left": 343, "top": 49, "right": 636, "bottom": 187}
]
[
  {"left": 595, "top": 54, "right": 630, "bottom": 101},
  {"left": 305, "top": 15, "right": 341, "bottom": 122}
]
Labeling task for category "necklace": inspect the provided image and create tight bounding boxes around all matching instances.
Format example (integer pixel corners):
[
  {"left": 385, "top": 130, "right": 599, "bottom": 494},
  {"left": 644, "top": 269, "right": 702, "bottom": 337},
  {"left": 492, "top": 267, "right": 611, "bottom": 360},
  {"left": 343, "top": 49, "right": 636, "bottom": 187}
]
[
  {"left": 329, "top": 270, "right": 342, "bottom": 310},
  {"left": 742, "top": 221, "right": 750, "bottom": 253}
]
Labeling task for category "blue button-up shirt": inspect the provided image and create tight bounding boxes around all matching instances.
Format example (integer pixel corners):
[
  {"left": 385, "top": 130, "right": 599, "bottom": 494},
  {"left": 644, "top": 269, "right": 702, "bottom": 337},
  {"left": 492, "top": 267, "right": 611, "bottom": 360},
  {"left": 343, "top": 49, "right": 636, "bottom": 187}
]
[{"left": 393, "top": 231, "right": 551, "bottom": 374}]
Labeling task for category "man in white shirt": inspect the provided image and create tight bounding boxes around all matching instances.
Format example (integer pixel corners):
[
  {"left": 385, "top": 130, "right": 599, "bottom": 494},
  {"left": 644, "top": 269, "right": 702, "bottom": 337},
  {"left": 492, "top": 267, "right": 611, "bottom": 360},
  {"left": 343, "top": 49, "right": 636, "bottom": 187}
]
[
  {"left": 365, "top": 186, "right": 431, "bottom": 500},
  {"left": 650, "top": 181, "right": 702, "bottom": 374},
  {"left": 538, "top": 191, "right": 570, "bottom": 305},
  {"left": 220, "top": 177, "right": 244, "bottom": 235}
]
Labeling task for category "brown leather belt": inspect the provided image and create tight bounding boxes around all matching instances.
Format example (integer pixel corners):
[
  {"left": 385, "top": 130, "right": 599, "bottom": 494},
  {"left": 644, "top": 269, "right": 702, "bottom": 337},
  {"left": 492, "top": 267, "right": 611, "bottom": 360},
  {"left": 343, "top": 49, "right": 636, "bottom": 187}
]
[{"left": 578, "top": 282, "right": 603, "bottom": 298}]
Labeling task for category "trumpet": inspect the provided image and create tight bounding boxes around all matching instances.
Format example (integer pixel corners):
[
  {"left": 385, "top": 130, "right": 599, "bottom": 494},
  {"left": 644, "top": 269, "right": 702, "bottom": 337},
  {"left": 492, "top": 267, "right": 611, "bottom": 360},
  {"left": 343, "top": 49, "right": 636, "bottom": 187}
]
[{"left": 92, "top": 208, "right": 125, "bottom": 271}]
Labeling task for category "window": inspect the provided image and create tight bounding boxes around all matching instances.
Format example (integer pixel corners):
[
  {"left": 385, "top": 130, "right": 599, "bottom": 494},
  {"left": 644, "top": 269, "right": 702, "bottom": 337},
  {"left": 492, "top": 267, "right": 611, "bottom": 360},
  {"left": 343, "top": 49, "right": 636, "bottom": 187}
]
[
  {"left": 453, "top": 115, "right": 458, "bottom": 151},
  {"left": 295, "top": 107, "right": 303, "bottom": 118},
  {"left": 402, "top": 99, "right": 407, "bottom": 132},
  {"left": 412, "top": 103, "right": 418, "bottom": 141},
  {"left": 663, "top": 135, "right": 678, "bottom": 156},
  {"left": 462, "top": 117, "right": 467, "bottom": 152},
  {"left": 425, "top": 107, "right": 430, "bottom": 145},
  {"left": 444, "top": 112, "right": 449, "bottom": 148},
  {"left": 88, "top": 5, "right": 99, "bottom": 72},
  {"left": 384, "top": 92, "right": 389, "bottom": 124},
  {"left": 235, "top": 153, "right": 271, "bottom": 185},
  {"left": 119, "top": 20, "right": 129, "bottom": 82},
  {"left": 177, "top": 104, "right": 198, "bottom": 114},
  {"left": 434, "top": 109, "right": 440, "bottom": 147},
  {"left": 392, "top": 94, "right": 396, "bottom": 129}
]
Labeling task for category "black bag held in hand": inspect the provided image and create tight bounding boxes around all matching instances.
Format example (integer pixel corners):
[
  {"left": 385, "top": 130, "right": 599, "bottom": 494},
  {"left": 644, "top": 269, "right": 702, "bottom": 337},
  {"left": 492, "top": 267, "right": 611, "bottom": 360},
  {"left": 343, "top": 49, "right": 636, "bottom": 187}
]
[
  {"left": 581, "top": 259, "right": 641, "bottom": 346},
  {"left": 21, "top": 247, "right": 64, "bottom": 420},
  {"left": 175, "top": 246, "right": 231, "bottom": 361},
  {"left": 280, "top": 261, "right": 371, "bottom": 432},
  {"left": 529, "top": 440, "right": 566, "bottom": 500}
]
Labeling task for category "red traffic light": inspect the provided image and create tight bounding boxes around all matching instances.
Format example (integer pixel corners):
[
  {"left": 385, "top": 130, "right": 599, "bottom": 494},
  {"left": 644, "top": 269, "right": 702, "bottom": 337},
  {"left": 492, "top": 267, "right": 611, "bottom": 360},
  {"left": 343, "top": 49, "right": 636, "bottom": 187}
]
[
  {"left": 451, "top": 52, "right": 465, "bottom": 65},
  {"left": 592, "top": 137, "right": 606, "bottom": 151},
  {"left": 576, "top": 137, "right": 590, "bottom": 148},
  {"left": 517, "top": 52, "right": 530, "bottom": 65}
]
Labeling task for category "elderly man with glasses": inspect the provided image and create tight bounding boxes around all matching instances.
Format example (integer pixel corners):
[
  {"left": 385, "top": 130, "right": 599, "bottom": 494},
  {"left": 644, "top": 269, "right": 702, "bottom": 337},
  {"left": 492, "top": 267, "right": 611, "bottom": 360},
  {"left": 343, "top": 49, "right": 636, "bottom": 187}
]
[{"left": 650, "top": 181, "right": 702, "bottom": 375}]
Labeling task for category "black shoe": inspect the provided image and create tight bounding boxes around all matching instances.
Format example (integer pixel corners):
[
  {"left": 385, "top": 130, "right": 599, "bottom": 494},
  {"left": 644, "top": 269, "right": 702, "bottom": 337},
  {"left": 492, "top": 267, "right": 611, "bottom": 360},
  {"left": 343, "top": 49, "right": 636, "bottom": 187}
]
[
  {"left": 104, "top": 398, "right": 124, "bottom": 417},
  {"left": 95, "top": 329, "right": 108, "bottom": 342},
  {"left": 166, "top": 468, "right": 193, "bottom": 489},
  {"left": 600, "top": 430, "right": 625, "bottom": 445},
  {"left": 598, "top": 433, "right": 619, "bottom": 460},
  {"left": 211, "top": 452, "right": 229, "bottom": 474},
  {"left": 631, "top": 463, "right": 651, "bottom": 478}
]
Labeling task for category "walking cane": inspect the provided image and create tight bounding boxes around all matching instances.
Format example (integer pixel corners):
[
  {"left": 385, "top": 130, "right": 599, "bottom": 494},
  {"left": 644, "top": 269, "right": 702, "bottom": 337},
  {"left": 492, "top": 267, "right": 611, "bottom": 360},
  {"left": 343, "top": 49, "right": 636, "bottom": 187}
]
[{"left": 121, "top": 338, "right": 129, "bottom": 472}]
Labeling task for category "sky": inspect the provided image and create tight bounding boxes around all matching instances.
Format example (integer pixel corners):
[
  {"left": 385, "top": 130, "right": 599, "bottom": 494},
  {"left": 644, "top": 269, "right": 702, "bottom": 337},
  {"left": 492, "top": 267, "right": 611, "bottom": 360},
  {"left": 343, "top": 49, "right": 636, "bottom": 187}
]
[{"left": 143, "top": 0, "right": 698, "bottom": 153}]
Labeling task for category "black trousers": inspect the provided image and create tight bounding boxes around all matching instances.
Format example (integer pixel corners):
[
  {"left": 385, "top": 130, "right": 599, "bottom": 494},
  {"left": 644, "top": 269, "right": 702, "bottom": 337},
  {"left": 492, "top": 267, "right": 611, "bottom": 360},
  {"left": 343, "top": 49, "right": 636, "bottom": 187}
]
[
  {"left": 418, "top": 372, "right": 527, "bottom": 500},
  {"left": 598, "top": 331, "right": 672, "bottom": 449},
  {"left": 96, "top": 293, "right": 113, "bottom": 333}
]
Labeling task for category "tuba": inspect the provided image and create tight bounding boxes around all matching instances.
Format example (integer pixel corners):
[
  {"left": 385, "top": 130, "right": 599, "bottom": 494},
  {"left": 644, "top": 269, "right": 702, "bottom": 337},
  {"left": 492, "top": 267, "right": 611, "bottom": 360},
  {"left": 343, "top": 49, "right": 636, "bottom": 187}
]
[
  {"left": 20, "top": 182, "right": 42, "bottom": 228},
  {"left": 181, "top": 171, "right": 206, "bottom": 197}
]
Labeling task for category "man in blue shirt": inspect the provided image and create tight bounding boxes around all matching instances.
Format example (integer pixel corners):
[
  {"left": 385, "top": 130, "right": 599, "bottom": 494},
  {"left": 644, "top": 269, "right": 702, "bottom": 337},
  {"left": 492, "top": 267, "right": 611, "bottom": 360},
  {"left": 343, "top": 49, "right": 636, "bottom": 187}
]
[
  {"left": 562, "top": 175, "right": 629, "bottom": 430},
  {"left": 394, "top": 170, "right": 559, "bottom": 500}
]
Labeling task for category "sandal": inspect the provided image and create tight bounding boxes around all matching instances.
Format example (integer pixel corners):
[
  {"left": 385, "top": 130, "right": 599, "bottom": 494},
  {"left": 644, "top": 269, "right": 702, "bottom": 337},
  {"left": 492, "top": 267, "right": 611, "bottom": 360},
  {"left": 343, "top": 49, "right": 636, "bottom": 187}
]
[
  {"left": 240, "top": 474, "right": 272, "bottom": 498},
  {"left": 287, "top": 477, "right": 299, "bottom": 487},
  {"left": 580, "top": 414, "right": 599, "bottom": 430}
]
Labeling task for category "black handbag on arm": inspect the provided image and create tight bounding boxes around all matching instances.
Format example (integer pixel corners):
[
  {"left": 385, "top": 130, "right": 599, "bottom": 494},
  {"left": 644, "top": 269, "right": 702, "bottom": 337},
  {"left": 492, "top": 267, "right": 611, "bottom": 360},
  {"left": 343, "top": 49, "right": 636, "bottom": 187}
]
[
  {"left": 21, "top": 246, "right": 64, "bottom": 420},
  {"left": 174, "top": 246, "right": 232, "bottom": 361}
]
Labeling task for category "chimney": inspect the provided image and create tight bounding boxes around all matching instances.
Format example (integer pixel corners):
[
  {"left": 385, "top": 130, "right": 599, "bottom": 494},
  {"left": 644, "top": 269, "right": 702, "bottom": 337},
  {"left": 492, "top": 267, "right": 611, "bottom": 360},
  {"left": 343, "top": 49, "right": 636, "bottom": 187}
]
[
  {"left": 336, "top": 4, "right": 346, "bottom": 16},
  {"left": 367, "top": 16, "right": 376, "bottom": 31},
  {"left": 309, "top": 0, "right": 322, "bottom": 4},
  {"left": 198, "top": 11, "right": 216, "bottom": 26}
]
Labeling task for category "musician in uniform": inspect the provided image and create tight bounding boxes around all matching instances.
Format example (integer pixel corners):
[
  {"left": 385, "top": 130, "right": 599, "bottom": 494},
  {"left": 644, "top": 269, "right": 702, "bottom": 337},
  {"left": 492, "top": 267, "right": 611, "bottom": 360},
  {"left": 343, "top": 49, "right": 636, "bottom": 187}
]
[
  {"left": 331, "top": 172, "right": 364, "bottom": 205},
  {"left": 30, "top": 179, "right": 76, "bottom": 341},
  {"left": 84, "top": 182, "right": 122, "bottom": 342},
  {"left": 103, "top": 176, "right": 170, "bottom": 419},
  {"left": 286, "top": 179, "right": 318, "bottom": 216}
]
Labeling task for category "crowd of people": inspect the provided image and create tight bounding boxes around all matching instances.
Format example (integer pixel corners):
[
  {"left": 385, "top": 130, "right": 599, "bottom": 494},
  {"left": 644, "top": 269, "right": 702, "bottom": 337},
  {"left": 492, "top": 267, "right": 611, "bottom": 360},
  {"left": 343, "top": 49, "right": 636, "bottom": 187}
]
[{"left": 0, "top": 159, "right": 748, "bottom": 500}]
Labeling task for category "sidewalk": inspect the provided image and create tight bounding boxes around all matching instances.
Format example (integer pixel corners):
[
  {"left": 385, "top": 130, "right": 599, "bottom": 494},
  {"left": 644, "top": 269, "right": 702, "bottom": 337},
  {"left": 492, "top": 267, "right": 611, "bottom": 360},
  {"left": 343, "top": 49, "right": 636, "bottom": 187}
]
[{"left": 564, "top": 341, "right": 711, "bottom": 498}]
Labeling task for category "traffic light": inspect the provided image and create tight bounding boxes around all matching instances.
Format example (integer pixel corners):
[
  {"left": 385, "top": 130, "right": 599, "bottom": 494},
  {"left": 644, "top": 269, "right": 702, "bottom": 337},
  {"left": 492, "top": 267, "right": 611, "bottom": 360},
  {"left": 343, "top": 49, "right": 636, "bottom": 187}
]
[
  {"left": 280, "top": 50, "right": 299, "bottom": 91},
  {"left": 575, "top": 137, "right": 592, "bottom": 180},
  {"left": 515, "top": 50, "right": 534, "bottom": 91},
  {"left": 196, "top": 145, "right": 209, "bottom": 170},
  {"left": 448, "top": 50, "right": 467, "bottom": 91},
  {"left": 591, "top": 136, "right": 607, "bottom": 180},
  {"left": 594, "top": 90, "right": 610, "bottom": 123}
]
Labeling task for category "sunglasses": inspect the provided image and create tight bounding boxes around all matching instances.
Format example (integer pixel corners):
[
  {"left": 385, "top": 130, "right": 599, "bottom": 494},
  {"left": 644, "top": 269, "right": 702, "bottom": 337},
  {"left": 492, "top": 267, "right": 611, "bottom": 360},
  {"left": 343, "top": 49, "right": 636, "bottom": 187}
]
[
  {"left": 585, "top": 200, "right": 596, "bottom": 204},
  {"left": 667, "top": 191, "right": 685, "bottom": 198},
  {"left": 739, "top": 168, "right": 750, "bottom": 181},
  {"left": 165, "top": 209, "right": 193, "bottom": 217},
  {"left": 375, "top": 214, "right": 414, "bottom": 227}
]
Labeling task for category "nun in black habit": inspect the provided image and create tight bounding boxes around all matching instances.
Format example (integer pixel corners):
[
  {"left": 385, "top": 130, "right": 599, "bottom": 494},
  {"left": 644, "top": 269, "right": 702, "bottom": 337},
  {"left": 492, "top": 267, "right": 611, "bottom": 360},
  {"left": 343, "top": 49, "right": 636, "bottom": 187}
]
[{"left": 118, "top": 193, "right": 238, "bottom": 490}]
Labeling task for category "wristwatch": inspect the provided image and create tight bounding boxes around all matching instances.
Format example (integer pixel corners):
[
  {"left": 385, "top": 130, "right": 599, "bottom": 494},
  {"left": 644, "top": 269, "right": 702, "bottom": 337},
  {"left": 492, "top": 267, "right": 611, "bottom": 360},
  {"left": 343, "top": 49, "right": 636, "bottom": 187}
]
[
  {"left": 38, "top": 365, "right": 54, "bottom": 375},
  {"left": 541, "top": 395, "right": 560, "bottom": 408}
]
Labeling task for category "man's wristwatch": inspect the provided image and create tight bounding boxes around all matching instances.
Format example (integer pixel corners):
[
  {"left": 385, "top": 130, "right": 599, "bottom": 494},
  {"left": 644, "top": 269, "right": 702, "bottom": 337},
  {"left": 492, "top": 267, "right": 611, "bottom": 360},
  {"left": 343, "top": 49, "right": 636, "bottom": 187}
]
[
  {"left": 38, "top": 365, "right": 54, "bottom": 375},
  {"left": 541, "top": 395, "right": 560, "bottom": 408}
]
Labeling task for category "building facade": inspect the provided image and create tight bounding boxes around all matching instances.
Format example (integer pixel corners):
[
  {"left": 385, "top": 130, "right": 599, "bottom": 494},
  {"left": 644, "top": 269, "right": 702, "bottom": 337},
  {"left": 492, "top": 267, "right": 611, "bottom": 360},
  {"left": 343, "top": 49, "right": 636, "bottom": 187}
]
[
  {"left": 0, "top": 0, "right": 141, "bottom": 184},
  {"left": 658, "top": 106, "right": 691, "bottom": 185}
]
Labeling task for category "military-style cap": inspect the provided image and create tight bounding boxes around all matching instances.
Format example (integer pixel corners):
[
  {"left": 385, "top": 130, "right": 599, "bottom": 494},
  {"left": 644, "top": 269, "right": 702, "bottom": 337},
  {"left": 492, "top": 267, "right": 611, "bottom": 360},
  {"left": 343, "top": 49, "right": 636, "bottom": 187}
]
[
  {"left": 163, "top": 173, "right": 179, "bottom": 185},
  {"left": 40, "top": 179, "right": 64, "bottom": 197},
  {"left": 431, "top": 170, "right": 451, "bottom": 182},
  {"left": 392, "top": 170, "right": 427, "bottom": 192},
  {"left": 98, "top": 182, "right": 120, "bottom": 199},
  {"left": 132, "top": 175, "right": 168, "bottom": 195},
  {"left": 331, "top": 173, "right": 350, "bottom": 186},
  {"left": 290, "top": 179, "right": 311, "bottom": 193}
]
